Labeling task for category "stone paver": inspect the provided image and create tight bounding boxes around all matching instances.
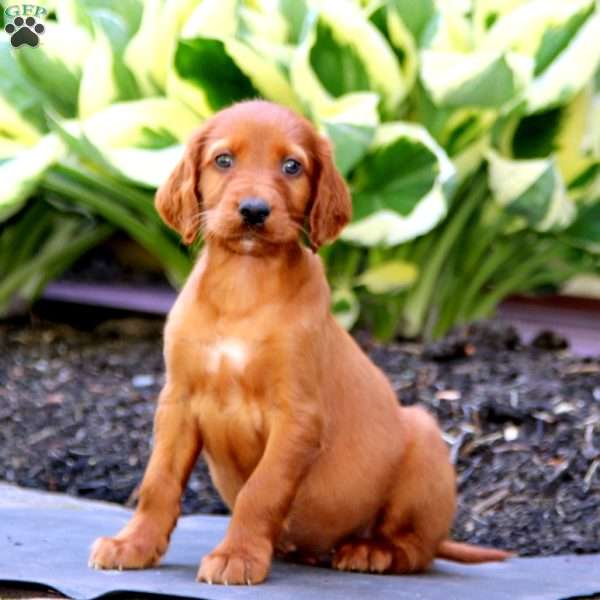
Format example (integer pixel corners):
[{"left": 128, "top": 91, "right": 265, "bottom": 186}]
[{"left": 1, "top": 484, "right": 599, "bottom": 600}]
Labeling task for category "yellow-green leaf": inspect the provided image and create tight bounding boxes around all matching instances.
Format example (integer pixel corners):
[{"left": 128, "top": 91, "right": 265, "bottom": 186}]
[
  {"left": 0, "top": 134, "right": 65, "bottom": 222},
  {"left": 357, "top": 260, "right": 418, "bottom": 294},
  {"left": 331, "top": 287, "right": 360, "bottom": 330}
]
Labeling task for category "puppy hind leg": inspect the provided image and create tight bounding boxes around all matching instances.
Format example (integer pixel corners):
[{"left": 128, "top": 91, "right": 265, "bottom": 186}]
[
  {"left": 338, "top": 405, "right": 456, "bottom": 575},
  {"left": 332, "top": 538, "right": 394, "bottom": 573}
]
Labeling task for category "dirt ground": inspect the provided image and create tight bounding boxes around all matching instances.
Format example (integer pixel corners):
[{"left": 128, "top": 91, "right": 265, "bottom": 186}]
[{"left": 1, "top": 314, "right": 599, "bottom": 557}]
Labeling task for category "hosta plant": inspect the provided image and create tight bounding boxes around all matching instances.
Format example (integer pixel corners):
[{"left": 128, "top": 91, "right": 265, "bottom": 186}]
[{"left": 0, "top": 0, "right": 599, "bottom": 338}]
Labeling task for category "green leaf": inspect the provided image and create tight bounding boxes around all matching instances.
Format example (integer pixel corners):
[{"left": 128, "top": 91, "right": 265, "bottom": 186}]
[
  {"left": 85, "top": 0, "right": 143, "bottom": 36},
  {"left": 49, "top": 99, "right": 199, "bottom": 187},
  {"left": 310, "top": 19, "right": 370, "bottom": 98},
  {"left": 237, "top": 2, "right": 289, "bottom": 44},
  {"left": 180, "top": 0, "right": 297, "bottom": 106},
  {"left": 477, "top": 0, "right": 600, "bottom": 113},
  {"left": 564, "top": 201, "right": 600, "bottom": 251},
  {"left": 387, "top": 0, "right": 436, "bottom": 43},
  {"left": 78, "top": 18, "right": 140, "bottom": 118},
  {"left": 357, "top": 260, "right": 418, "bottom": 294},
  {"left": 81, "top": 98, "right": 200, "bottom": 148},
  {"left": 369, "top": 3, "right": 419, "bottom": 93},
  {"left": 48, "top": 118, "right": 123, "bottom": 179},
  {"left": 78, "top": 4, "right": 142, "bottom": 117},
  {"left": 554, "top": 86, "right": 600, "bottom": 187},
  {"left": 76, "top": 98, "right": 199, "bottom": 186},
  {"left": 318, "top": 93, "right": 379, "bottom": 175},
  {"left": 174, "top": 37, "right": 257, "bottom": 112},
  {"left": 534, "top": 3, "right": 592, "bottom": 76},
  {"left": 569, "top": 163, "right": 600, "bottom": 193},
  {"left": 181, "top": 0, "right": 239, "bottom": 39},
  {"left": 0, "top": 41, "right": 47, "bottom": 138},
  {"left": 278, "top": 0, "right": 308, "bottom": 44},
  {"left": 14, "top": 22, "right": 92, "bottom": 118},
  {"left": 423, "top": 4, "right": 473, "bottom": 53},
  {"left": 221, "top": 37, "right": 300, "bottom": 110},
  {"left": 324, "top": 122, "right": 374, "bottom": 176},
  {"left": 512, "top": 107, "right": 563, "bottom": 159},
  {"left": 420, "top": 50, "right": 533, "bottom": 108},
  {"left": 0, "top": 134, "right": 65, "bottom": 222},
  {"left": 509, "top": 166, "right": 556, "bottom": 223},
  {"left": 292, "top": 4, "right": 407, "bottom": 117},
  {"left": 103, "top": 146, "right": 186, "bottom": 188},
  {"left": 137, "top": 127, "right": 179, "bottom": 149},
  {"left": 525, "top": 8, "right": 600, "bottom": 113},
  {"left": 503, "top": 87, "right": 599, "bottom": 197},
  {"left": 486, "top": 150, "right": 576, "bottom": 231},
  {"left": 352, "top": 138, "right": 438, "bottom": 219},
  {"left": 414, "top": 80, "right": 497, "bottom": 162},
  {"left": 123, "top": 0, "right": 198, "bottom": 95},
  {"left": 342, "top": 122, "right": 456, "bottom": 246},
  {"left": 331, "top": 287, "right": 360, "bottom": 330}
]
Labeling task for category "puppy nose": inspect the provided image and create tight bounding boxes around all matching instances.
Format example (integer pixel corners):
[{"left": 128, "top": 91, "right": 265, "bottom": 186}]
[{"left": 239, "top": 197, "right": 271, "bottom": 225}]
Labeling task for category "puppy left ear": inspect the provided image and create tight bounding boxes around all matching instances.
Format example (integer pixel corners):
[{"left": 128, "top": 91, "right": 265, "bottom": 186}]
[
  {"left": 308, "top": 136, "right": 352, "bottom": 251},
  {"left": 155, "top": 128, "right": 205, "bottom": 245}
]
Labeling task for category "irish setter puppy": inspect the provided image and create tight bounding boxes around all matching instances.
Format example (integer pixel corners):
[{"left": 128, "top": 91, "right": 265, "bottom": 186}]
[{"left": 89, "top": 100, "right": 510, "bottom": 584}]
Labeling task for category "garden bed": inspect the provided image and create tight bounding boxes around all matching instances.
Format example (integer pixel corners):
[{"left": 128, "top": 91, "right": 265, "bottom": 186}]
[{"left": 1, "top": 314, "right": 599, "bottom": 557}]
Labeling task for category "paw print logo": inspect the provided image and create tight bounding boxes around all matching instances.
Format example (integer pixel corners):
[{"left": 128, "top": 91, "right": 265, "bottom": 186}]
[{"left": 4, "top": 16, "right": 45, "bottom": 48}]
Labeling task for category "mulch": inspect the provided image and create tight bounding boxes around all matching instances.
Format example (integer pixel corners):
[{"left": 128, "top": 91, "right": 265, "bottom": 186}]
[{"left": 1, "top": 315, "right": 599, "bottom": 557}]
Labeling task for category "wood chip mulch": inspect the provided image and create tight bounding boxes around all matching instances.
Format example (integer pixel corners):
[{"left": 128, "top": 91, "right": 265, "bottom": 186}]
[{"left": 1, "top": 317, "right": 598, "bottom": 557}]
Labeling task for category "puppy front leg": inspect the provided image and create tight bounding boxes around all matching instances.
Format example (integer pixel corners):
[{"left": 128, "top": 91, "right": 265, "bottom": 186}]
[
  {"left": 90, "top": 385, "right": 201, "bottom": 569},
  {"left": 198, "top": 415, "right": 322, "bottom": 585}
]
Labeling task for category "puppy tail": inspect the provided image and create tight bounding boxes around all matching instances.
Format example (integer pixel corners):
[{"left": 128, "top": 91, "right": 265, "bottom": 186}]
[{"left": 436, "top": 540, "right": 514, "bottom": 563}]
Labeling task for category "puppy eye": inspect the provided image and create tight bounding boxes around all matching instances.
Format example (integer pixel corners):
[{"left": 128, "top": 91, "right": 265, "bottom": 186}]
[
  {"left": 215, "top": 153, "right": 234, "bottom": 169},
  {"left": 282, "top": 158, "right": 302, "bottom": 176}
]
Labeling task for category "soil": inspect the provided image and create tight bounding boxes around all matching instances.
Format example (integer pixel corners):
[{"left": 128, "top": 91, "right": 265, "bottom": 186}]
[
  {"left": 1, "top": 315, "right": 599, "bottom": 558},
  {"left": 60, "top": 236, "right": 172, "bottom": 287}
]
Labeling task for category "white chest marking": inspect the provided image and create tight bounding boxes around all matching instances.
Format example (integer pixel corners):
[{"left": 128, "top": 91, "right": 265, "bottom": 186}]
[
  {"left": 241, "top": 239, "right": 255, "bottom": 253},
  {"left": 206, "top": 338, "right": 248, "bottom": 373}
]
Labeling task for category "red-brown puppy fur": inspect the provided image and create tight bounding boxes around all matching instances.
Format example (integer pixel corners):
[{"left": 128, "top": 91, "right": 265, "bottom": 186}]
[{"left": 89, "top": 100, "right": 510, "bottom": 584}]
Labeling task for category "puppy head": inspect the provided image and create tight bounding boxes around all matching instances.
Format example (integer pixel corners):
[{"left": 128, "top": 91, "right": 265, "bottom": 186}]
[{"left": 155, "top": 100, "right": 351, "bottom": 254}]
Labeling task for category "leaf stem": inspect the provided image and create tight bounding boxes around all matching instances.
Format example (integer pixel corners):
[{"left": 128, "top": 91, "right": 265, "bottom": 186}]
[
  {"left": 41, "top": 169, "right": 192, "bottom": 284},
  {"left": 401, "top": 170, "right": 488, "bottom": 338}
]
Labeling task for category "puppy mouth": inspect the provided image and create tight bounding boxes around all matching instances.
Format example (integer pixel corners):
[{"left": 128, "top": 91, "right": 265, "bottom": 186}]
[
  {"left": 238, "top": 222, "right": 269, "bottom": 241},
  {"left": 208, "top": 213, "right": 295, "bottom": 249},
  {"left": 219, "top": 229, "right": 275, "bottom": 255},
  {"left": 240, "top": 231, "right": 257, "bottom": 247},
  {"left": 242, "top": 224, "right": 263, "bottom": 234},
  {"left": 219, "top": 225, "right": 271, "bottom": 252}
]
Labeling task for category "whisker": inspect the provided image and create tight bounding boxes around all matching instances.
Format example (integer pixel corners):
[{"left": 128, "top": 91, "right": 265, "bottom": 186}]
[{"left": 188, "top": 210, "right": 209, "bottom": 226}]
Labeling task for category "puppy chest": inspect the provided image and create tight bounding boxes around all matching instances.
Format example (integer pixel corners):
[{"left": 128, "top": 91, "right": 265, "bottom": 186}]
[
  {"left": 204, "top": 337, "right": 248, "bottom": 375},
  {"left": 194, "top": 383, "right": 269, "bottom": 483},
  {"left": 188, "top": 336, "right": 266, "bottom": 390},
  {"left": 170, "top": 334, "right": 251, "bottom": 382},
  {"left": 190, "top": 337, "right": 273, "bottom": 469}
]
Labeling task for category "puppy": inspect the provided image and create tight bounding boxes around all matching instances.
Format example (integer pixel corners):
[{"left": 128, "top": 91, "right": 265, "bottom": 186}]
[{"left": 89, "top": 100, "right": 510, "bottom": 584}]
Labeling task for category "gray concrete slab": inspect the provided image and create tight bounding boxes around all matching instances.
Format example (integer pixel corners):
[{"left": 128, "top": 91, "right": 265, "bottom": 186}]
[{"left": 0, "top": 484, "right": 599, "bottom": 600}]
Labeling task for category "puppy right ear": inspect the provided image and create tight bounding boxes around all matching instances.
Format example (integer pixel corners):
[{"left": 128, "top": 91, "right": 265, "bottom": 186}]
[
  {"left": 155, "top": 129, "right": 205, "bottom": 245},
  {"left": 308, "top": 136, "right": 352, "bottom": 251}
]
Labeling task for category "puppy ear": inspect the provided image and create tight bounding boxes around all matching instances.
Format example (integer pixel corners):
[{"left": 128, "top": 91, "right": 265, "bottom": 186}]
[
  {"left": 155, "top": 129, "right": 205, "bottom": 245},
  {"left": 308, "top": 136, "right": 352, "bottom": 251}
]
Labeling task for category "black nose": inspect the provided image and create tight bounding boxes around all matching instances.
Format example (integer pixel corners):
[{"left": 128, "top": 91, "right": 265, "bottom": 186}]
[{"left": 239, "top": 197, "right": 271, "bottom": 226}]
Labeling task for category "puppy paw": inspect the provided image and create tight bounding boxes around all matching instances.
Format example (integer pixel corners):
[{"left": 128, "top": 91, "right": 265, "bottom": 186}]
[
  {"left": 197, "top": 546, "right": 270, "bottom": 585},
  {"left": 332, "top": 540, "right": 393, "bottom": 574},
  {"left": 89, "top": 535, "right": 166, "bottom": 570}
]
